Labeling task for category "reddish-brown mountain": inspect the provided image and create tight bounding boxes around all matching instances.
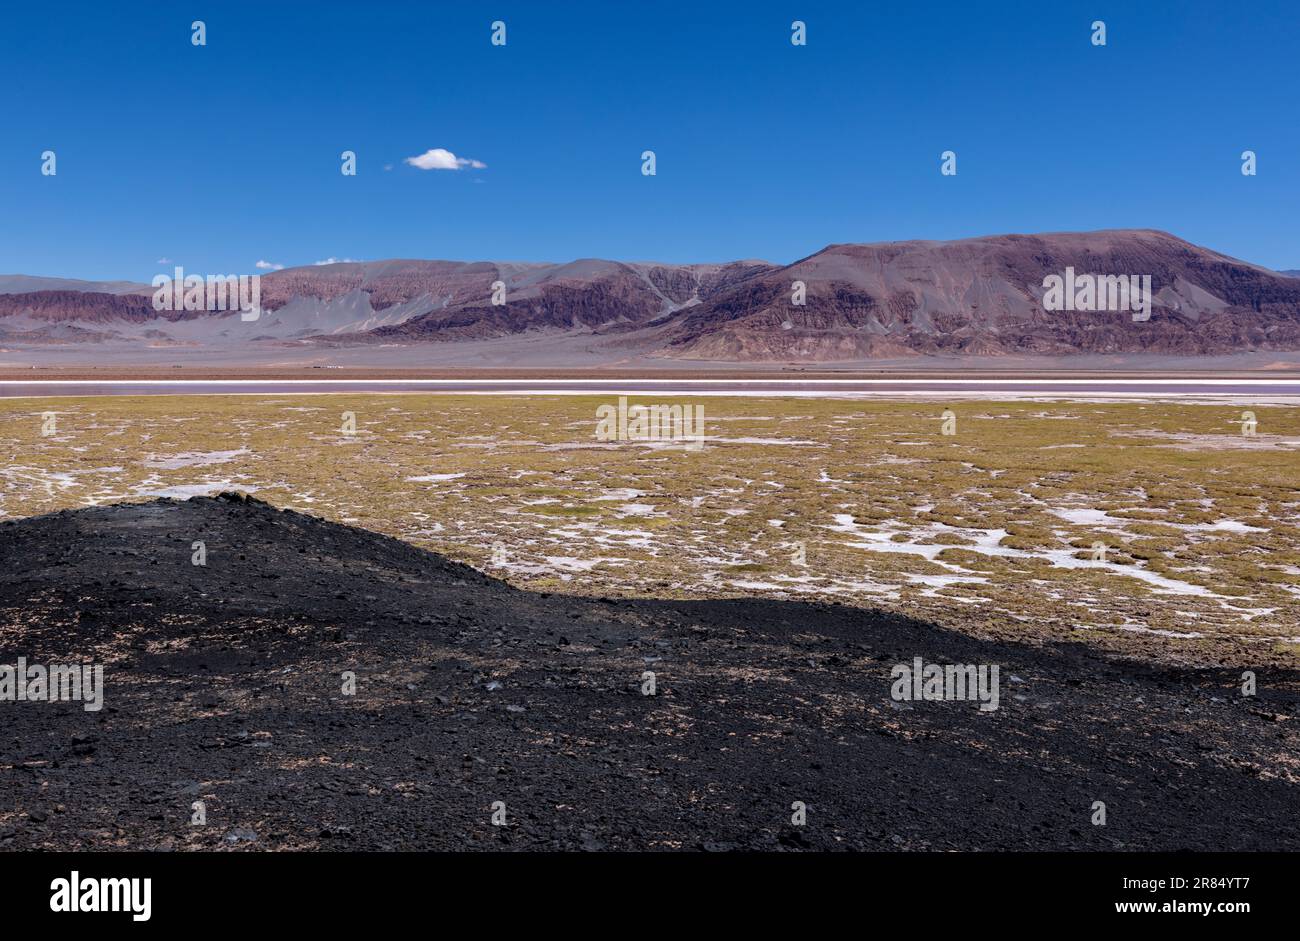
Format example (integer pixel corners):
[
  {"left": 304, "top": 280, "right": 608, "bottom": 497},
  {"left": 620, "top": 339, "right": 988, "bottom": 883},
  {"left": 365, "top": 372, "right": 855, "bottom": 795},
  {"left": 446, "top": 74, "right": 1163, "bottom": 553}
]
[{"left": 4, "top": 231, "right": 1299, "bottom": 360}]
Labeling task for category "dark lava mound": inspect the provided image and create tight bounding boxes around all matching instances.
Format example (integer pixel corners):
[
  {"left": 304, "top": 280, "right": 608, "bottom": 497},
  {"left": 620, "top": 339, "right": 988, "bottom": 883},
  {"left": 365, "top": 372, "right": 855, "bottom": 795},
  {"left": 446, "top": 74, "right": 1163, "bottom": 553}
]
[{"left": 0, "top": 494, "right": 1295, "bottom": 851}]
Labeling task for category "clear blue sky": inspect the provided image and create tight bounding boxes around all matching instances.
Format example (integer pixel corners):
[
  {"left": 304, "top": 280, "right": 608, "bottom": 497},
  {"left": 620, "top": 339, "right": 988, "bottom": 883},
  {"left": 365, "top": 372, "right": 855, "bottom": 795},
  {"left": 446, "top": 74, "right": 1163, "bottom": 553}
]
[{"left": 2, "top": 1, "right": 1297, "bottom": 281}]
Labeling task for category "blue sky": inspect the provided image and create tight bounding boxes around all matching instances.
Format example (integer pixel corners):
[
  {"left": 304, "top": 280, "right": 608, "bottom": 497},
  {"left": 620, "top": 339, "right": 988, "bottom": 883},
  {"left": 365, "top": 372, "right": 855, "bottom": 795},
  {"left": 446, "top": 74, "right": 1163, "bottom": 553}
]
[{"left": 1, "top": 1, "right": 1297, "bottom": 280}]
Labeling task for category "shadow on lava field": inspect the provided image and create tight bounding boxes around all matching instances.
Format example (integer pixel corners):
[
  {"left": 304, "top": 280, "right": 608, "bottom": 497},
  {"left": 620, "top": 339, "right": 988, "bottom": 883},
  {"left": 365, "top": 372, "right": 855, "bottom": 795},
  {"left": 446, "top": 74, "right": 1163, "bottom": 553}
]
[{"left": 1, "top": 494, "right": 1296, "bottom": 851}]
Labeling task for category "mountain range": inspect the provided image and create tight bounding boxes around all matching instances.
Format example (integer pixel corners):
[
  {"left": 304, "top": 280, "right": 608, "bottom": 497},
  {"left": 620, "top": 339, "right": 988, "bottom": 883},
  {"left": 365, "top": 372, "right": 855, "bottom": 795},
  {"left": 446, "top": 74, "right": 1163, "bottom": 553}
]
[{"left": 4, "top": 229, "right": 1300, "bottom": 361}]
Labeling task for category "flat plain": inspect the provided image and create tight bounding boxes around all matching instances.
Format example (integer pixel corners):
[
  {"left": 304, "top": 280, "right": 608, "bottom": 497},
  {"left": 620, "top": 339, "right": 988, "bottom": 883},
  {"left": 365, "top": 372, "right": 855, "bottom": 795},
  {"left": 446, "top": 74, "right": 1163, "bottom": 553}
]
[{"left": 2, "top": 393, "right": 1297, "bottom": 667}]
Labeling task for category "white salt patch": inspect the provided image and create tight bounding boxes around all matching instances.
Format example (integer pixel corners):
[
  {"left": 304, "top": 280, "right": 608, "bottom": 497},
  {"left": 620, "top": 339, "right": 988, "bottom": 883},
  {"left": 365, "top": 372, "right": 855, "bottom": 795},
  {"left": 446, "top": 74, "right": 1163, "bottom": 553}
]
[
  {"left": 1049, "top": 508, "right": 1116, "bottom": 526},
  {"left": 828, "top": 513, "right": 1224, "bottom": 599},
  {"left": 728, "top": 580, "right": 789, "bottom": 591},
  {"left": 544, "top": 556, "right": 608, "bottom": 571},
  {"left": 135, "top": 482, "right": 257, "bottom": 499},
  {"left": 1118, "top": 622, "right": 1203, "bottom": 639},
  {"left": 709, "top": 437, "right": 820, "bottom": 446},
  {"left": 902, "top": 572, "right": 989, "bottom": 588},
  {"left": 140, "top": 449, "right": 250, "bottom": 470},
  {"left": 1197, "top": 519, "right": 1267, "bottom": 533}
]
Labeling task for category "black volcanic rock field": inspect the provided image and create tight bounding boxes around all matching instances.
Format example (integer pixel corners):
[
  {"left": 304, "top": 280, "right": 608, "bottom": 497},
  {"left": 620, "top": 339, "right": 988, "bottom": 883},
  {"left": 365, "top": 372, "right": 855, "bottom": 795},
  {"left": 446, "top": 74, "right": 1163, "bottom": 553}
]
[{"left": 1, "top": 494, "right": 1296, "bottom": 851}]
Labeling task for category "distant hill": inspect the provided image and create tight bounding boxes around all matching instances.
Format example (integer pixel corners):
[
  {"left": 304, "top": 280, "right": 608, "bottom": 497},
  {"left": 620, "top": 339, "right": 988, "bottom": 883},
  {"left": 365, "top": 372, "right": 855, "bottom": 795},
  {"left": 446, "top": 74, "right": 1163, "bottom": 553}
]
[
  {"left": 0, "top": 274, "right": 150, "bottom": 296},
  {"left": 4, "top": 231, "right": 1300, "bottom": 360}
]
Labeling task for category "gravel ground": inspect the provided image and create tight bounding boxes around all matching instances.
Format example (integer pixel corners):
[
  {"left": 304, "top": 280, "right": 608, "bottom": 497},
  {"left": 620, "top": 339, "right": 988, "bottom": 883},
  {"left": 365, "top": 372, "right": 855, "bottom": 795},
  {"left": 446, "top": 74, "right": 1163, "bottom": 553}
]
[{"left": 1, "top": 493, "right": 1296, "bottom": 851}]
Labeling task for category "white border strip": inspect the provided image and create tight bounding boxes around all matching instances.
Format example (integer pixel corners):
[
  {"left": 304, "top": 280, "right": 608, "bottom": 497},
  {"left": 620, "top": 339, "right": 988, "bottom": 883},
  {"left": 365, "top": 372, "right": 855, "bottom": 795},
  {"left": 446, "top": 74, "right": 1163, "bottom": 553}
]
[{"left": 1, "top": 378, "right": 1298, "bottom": 387}]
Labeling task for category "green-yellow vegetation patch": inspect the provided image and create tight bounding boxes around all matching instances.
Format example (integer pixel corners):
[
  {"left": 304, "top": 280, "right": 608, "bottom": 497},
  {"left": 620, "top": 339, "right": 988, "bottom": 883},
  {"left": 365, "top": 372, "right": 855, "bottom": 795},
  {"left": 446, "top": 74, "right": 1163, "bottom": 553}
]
[{"left": 2, "top": 394, "right": 1296, "bottom": 660}]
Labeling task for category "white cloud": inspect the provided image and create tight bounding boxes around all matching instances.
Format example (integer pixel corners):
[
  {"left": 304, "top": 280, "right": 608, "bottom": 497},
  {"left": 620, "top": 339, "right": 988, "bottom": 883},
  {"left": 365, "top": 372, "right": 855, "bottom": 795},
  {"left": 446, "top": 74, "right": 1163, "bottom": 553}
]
[
  {"left": 314, "top": 257, "right": 360, "bottom": 266},
  {"left": 156, "top": 257, "right": 172, "bottom": 265},
  {"left": 255, "top": 260, "right": 284, "bottom": 270},
  {"left": 404, "top": 148, "right": 486, "bottom": 171}
]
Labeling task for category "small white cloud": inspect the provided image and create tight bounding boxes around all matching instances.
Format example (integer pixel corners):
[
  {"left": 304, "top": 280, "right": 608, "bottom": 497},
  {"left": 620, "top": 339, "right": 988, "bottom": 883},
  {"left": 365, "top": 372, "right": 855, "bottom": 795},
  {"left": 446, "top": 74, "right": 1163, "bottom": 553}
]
[
  {"left": 404, "top": 148, "right": 486, "bottom": 171},
  {"left": 255, "top": 260, "right": 284, "bottom": 270},
  {"left": 156, "top": 257, "right": 173, "bottom": 265},
  {"left": 314, "top": 257, "right": 360, "bottom": 266}
]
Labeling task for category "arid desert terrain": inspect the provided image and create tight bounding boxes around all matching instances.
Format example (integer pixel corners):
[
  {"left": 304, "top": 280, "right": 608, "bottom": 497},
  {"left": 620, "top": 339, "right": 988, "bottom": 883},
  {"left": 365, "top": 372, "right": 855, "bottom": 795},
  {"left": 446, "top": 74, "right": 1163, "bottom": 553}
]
[{"left": 0, "top": 392, "right": 1297, "bottom": 850}]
